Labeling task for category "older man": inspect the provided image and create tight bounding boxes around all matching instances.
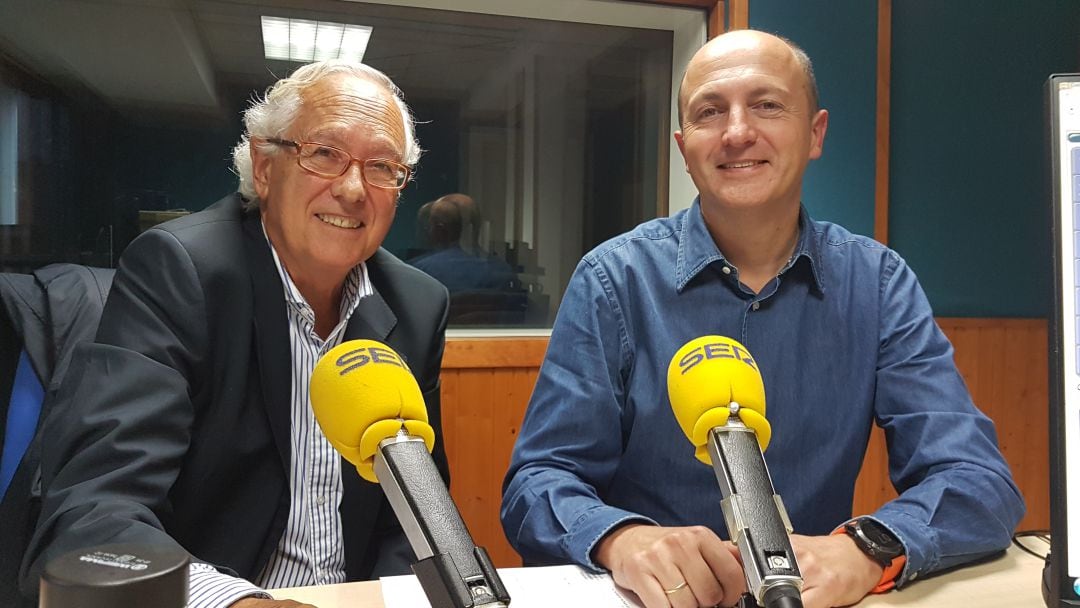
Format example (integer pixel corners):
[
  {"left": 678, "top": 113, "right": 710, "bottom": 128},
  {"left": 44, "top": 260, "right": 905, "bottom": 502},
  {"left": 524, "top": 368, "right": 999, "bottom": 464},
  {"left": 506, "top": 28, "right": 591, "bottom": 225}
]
[
  {"left": 501, "top": 30, "right": 1024, "bottom": 608},
  {"left": 21, "top": 61, "right": 448, "bottom": 608}
]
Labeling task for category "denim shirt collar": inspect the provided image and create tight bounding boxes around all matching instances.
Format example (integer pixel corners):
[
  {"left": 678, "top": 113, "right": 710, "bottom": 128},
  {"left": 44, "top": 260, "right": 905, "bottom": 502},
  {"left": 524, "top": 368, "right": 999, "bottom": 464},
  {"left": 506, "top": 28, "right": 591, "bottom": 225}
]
[{"left": 674, "top": 197, "right": 826, "bottom": 295}]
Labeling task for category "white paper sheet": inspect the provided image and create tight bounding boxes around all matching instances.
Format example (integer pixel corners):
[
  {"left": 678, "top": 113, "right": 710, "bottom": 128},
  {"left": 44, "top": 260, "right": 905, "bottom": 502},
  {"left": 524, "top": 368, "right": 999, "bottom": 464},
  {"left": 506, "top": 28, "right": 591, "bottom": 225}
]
[{"left": 381, "top": 564, "right": 643, "bottom": 608}]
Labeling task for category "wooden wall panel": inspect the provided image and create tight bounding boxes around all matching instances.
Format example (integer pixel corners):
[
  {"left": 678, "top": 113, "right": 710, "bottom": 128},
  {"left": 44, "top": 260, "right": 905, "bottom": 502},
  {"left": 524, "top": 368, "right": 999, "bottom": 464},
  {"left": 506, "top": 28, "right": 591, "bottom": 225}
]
[
  {"left": 728, "top": 0, "right": 748, "bottom": 30},
  {"left": 874, "top": 0, "right": 891, "bottom": 245},
  {"left": 946, "top": 319, "right": 1048, "bottom": 531},
  {"left": 440, "top": 352, "right": 539, "bottom": 568},
  {"left": 446, "top": 319, "right": 1050, "bottom": 568},
  {"left": 709, "top": 1, "right": 724, "bottom": 38},
  {"left": 443, "top": 337, "right": 547, "bottom": 369}
]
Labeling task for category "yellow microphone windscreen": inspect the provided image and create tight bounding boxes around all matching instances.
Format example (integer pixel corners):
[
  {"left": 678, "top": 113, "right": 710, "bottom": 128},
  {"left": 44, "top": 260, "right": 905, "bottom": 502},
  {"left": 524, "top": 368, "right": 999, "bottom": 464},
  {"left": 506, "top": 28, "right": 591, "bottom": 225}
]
[
  {"left": 310, "top": 340, "right": 435, "bottom": 483},
  {"left": 667, "top": 335, "right": 771, "bottom": 464}
]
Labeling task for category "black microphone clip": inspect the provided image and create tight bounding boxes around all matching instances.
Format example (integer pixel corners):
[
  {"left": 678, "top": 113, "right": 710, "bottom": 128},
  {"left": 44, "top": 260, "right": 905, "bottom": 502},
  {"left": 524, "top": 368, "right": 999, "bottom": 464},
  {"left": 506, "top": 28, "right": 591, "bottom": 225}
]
[
  {"left": 708, "top": 405, "right": 803, "bottom": 608},
  {"left": 375, "top": 431, "right": 510, "bottom": 608}
]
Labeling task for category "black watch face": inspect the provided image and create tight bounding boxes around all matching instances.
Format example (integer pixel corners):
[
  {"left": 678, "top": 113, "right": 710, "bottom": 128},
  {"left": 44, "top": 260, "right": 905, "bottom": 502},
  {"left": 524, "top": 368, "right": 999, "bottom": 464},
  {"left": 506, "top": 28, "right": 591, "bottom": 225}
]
[
  {"left": 860, "top": 520, "right": 896, "bottom": 546},
  {"left": 856, "top": 519, "right": 902, "bottom": 557}
]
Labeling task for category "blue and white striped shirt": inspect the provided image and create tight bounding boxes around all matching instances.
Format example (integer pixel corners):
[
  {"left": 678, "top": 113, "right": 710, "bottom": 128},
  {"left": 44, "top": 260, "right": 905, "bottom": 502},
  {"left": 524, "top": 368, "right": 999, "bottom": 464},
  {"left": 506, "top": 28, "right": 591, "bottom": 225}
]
[{"left": 187, "top": 232, "right": 372, "bottom": 608}]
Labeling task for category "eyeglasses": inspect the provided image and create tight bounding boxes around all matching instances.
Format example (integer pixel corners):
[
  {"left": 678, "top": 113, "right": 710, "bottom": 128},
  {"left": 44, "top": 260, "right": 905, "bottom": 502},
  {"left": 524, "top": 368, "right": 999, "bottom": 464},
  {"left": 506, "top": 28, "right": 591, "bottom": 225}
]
[{"left": 266, "top": 138, "right": 411, "bottom": 190}]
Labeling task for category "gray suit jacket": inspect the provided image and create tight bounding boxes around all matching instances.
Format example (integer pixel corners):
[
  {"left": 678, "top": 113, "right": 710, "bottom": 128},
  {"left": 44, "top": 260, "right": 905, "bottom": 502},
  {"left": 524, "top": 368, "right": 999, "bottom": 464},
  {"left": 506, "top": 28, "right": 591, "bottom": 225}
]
[
  {"left": 21, "top": 194, "right": 450, "bottom": 597},
  {"left": 1, "top": 264, "right": 114, "bottom": 607}
]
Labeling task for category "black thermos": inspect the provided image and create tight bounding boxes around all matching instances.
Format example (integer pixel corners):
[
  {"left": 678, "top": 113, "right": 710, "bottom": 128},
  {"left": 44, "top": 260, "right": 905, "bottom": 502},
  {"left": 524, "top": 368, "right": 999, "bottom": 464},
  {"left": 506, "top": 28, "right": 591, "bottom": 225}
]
[{"left": 39, "top": 543, "right": 189, "bottom": 608}]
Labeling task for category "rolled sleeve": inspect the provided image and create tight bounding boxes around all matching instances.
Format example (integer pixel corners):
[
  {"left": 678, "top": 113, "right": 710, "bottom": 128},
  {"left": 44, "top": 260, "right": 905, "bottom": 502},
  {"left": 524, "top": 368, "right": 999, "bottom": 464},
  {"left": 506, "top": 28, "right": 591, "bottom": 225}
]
[
  {"left": 501, "top": 259, "right": 646, "bottom": 569},
  {"left": 188, "top": 563, "right": 269, "bottom": 608},
  {"left": 871, "top": 254, "right": 1025, "bottom": 583}
]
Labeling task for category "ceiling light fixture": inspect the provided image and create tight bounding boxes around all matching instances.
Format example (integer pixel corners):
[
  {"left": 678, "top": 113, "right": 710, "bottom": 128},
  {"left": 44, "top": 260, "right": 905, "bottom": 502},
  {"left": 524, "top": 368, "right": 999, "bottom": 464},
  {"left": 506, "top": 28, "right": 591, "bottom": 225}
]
[{"left": 261, "top": 16, "right": 373, "bottom": 63}]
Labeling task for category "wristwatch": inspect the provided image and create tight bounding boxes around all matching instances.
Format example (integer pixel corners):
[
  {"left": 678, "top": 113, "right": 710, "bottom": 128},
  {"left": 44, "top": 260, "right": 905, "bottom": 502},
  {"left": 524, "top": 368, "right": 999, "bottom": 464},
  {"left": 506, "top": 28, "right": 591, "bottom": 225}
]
[{"left": 843, "top": 517, "right": 904, "bottom": 567}]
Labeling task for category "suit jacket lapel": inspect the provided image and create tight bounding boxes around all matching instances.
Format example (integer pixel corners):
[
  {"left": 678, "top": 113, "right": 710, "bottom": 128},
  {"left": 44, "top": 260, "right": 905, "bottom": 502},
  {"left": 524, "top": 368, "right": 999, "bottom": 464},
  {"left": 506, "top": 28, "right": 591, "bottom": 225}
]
[
  {"left": 344, "top": 256, "right": 396, "bottom": 343},
  {"left": 243, "top": 213, "right": 293, "bottom": 473},
  {"left": 339, "top": 252, "right": 399, "bottom": 576}
]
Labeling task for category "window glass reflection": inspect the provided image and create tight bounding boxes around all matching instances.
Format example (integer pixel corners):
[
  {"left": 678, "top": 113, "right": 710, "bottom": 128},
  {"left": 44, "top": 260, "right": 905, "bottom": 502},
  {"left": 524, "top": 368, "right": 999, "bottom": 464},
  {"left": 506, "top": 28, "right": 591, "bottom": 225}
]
[
  {"left": 0, "top": 0, "right": 673, "bottom": 329},
  {"left": 410, "top": 193, "right": 529, "bottom": 325}
]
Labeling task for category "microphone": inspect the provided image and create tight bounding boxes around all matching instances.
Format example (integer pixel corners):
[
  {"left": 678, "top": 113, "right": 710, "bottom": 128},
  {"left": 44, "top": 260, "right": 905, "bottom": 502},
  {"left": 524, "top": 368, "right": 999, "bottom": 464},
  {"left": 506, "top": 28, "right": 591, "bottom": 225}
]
[
  {"left": 667, "top": 336, "right": 803, "bottom": 608},
  {"left": 310, "top": 339, "right": 510, "bottom": 608}
]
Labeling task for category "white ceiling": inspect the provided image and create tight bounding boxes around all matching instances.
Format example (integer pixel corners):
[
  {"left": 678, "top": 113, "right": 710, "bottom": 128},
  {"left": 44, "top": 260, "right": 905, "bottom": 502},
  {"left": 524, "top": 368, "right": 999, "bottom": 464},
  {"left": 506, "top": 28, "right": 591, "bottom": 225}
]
[{"left": 0, "top": 0, "right": 667, "bottom": 121}]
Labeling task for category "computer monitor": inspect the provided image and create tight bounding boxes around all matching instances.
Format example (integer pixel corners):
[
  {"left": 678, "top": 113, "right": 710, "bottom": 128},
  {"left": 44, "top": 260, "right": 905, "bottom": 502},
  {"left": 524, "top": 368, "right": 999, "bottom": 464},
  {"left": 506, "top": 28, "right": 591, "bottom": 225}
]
[{"left": 1048, "top": 72, "right": 1080, "bottom": 607}]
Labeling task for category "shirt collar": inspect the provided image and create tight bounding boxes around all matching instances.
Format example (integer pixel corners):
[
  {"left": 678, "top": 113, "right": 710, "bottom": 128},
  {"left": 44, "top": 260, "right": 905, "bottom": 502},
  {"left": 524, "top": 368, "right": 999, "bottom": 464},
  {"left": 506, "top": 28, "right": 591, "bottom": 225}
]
[
  {"left": 261, "top": 223, "right": 372, "bottom": 333},
  {"left": 675, "top": 198, "right": 825, "bottom": 294}
]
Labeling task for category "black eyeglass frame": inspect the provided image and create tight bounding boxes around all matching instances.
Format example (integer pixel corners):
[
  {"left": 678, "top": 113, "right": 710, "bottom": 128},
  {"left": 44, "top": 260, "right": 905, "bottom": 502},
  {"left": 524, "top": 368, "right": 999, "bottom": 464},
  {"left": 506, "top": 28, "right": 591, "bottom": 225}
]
[{"left": 265, "top": 137, "right": 412, "bottom": 190}]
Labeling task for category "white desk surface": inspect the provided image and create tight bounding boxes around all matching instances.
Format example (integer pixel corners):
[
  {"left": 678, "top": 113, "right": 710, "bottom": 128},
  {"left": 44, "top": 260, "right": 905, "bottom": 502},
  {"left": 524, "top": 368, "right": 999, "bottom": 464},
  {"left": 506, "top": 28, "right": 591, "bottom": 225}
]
[{"left": 275, "top": 543, "right": 1045, "bottom": 608}]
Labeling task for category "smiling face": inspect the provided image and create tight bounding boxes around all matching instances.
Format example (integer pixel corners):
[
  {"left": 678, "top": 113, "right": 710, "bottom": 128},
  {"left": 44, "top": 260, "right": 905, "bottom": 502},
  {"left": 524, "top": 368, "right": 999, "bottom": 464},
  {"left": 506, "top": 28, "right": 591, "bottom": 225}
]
[
  {"left": 251, "top": 73, "right": 406, "bottom": 285},
  {"left": 675, "top": 31, "right": 828, "bottom": 221}
]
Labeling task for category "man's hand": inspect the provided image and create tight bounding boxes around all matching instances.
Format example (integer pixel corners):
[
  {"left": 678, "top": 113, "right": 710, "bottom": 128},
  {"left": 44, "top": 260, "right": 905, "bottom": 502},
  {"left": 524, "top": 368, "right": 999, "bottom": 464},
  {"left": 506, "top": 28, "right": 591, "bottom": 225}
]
[
  {"left": 789, "top": 533, "right": 884, "bottom": 608},
  {"left": 229, "top": 598, "right": 316, "bottom": 608},
  {"left": 594, "top": 523, "right": 746, "bottom": 608}
]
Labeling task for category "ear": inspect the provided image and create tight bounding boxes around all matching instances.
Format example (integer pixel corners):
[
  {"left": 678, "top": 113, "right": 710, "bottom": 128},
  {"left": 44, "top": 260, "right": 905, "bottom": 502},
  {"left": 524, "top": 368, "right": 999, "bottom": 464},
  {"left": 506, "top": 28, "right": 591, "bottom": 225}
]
[
  {"left": 251, "top": 139, "right": 274, "bottom": 202},
  {"left": 674, "top": 131, "right": 690, "bottom": 172},
  {"left": 808, "top": 109, "right": 829, "bottom": 160}
]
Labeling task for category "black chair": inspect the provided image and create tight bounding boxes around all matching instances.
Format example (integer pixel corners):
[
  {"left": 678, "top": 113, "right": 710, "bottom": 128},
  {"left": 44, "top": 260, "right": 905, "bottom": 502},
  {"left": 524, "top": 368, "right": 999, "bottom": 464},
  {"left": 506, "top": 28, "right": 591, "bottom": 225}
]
[{"left": 0, "top": 264, "right": 113, "bottom": 607}]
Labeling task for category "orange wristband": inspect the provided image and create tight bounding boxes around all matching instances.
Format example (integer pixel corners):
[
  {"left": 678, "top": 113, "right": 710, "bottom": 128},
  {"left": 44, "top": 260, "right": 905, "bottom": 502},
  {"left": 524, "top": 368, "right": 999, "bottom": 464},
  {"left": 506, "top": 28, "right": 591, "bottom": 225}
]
[
  {"left": 871, "top": 555, "right": 906, "bottom": 593},
  {"left": 831, "top": 527, "right": 905, "bottom": 593}
]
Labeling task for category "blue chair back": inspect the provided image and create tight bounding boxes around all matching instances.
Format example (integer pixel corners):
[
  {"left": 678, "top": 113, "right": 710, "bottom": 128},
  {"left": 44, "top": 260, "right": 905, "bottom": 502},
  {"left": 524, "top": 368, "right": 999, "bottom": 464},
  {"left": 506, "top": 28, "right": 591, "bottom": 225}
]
[{"left": 1, "top": 350, "right": 44, "bottom": 499}]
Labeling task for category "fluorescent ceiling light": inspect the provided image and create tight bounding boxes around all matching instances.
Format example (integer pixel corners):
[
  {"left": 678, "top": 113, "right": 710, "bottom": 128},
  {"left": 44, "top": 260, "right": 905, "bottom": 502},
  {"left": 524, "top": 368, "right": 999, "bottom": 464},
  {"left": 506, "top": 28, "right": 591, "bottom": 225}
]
[{"left": 261, "top": 16, "right": 373, "bottom": 63}]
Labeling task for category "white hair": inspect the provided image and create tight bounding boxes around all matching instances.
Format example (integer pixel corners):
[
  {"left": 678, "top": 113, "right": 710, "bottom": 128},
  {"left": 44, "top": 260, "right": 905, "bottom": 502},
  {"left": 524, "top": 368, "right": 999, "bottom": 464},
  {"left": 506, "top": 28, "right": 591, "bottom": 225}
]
[{"left": 231, "top": 60, "right": 421, "bottom": 208}]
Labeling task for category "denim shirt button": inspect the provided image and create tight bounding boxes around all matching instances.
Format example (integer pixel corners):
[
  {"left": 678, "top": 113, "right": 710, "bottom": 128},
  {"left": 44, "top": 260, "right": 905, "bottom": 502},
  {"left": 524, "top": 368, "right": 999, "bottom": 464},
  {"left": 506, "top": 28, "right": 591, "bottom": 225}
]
[
  {"left": 721, "top": 266, "right": 731, "bottom": 275},
  {"left": 751, "top": 302, "right": 760, "bottom": 311}
]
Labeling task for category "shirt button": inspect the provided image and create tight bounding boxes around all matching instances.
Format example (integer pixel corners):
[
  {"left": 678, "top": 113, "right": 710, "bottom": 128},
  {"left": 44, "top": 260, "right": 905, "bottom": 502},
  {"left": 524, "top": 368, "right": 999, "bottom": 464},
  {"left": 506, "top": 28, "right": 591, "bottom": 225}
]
[
  {"left": 721, "top": 266, "right": 731, "bottom": 275},
  {"left": 751, "top": 302, "right": 760, "bottom": 311},
  {"left": 316, "top": 495, "right": 327, "bottom": 506}
]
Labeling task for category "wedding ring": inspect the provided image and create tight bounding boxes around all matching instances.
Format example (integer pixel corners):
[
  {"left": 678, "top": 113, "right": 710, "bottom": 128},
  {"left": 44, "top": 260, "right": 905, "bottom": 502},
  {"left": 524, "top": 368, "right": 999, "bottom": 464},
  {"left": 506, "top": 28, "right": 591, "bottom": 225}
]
[{"left": 664, "top": 581, "right": 689, "bottom": 595}]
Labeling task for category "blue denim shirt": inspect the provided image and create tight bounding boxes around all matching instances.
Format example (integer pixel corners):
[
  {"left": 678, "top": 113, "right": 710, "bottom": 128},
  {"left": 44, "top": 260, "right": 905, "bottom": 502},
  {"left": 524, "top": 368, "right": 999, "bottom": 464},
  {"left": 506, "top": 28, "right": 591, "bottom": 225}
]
[{"left": 501, "top": 200, "right": 1024, "bottom": 586}]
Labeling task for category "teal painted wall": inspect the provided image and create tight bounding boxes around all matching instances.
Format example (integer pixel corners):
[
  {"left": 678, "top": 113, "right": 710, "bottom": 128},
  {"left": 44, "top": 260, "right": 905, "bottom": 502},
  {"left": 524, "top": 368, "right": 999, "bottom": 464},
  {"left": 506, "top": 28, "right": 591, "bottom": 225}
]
[
  {"left": 750, "top": 0, "right": 878, "bottom": 238},
  {"left": 752, "top": 0, "right": 1079, "bottom": 317},
  {"left": 890, "top": 0, "right": 1078, "bottom": 317}
]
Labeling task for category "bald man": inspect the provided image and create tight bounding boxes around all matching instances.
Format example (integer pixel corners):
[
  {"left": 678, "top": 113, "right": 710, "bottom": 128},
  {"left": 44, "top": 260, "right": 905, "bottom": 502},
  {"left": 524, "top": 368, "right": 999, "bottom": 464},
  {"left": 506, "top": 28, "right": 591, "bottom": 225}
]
[{"left": 502, "top": 30, "right": 1023, "bottom": 608}]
